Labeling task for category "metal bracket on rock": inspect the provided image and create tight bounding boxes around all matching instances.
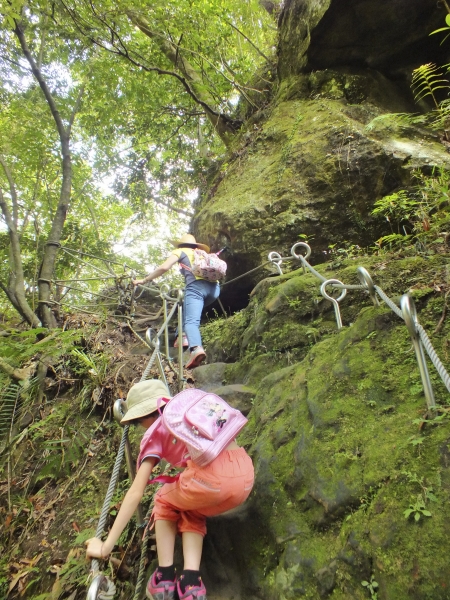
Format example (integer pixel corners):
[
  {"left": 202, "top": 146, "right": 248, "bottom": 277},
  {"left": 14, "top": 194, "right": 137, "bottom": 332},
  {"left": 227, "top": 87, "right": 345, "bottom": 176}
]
[
  {"left": 400, "top": 294, "right": 436, "bottom": 412},
  {"left": 291, "top": 241, "right": 312, "bottom": 275},
  {"left": 320, "top": 279, "right": 347, "bottom": 329},
  {"left": 357, "top": 266, "right": 379, "bottom": 306},
  {"left": 268, "top": 251, "right": 283, "bottom": 275}
]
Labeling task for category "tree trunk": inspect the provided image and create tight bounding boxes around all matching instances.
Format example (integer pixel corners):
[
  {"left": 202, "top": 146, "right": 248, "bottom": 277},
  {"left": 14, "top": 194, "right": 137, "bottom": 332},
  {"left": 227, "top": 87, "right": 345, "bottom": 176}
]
[
  {"left": 14, "top": 22, "right": 82, "bottom": 328},
  {"left": 0, "top": 175, "right": 42, "bottom": 328},
  {"left": 37, "top": 146, "right": 72, "bottom": 328}
]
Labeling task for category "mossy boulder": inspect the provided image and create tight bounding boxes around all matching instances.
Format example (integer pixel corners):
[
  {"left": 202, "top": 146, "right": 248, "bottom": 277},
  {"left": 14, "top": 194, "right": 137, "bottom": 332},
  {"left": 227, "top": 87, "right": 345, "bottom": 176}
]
[
  {"left": 194, "top": 88, "right": 450, "bottom": 315},
  {"left": 193, "top": 0, "right": 450, "bottom": 314},
  {"left": 203, "top": 251, "right": 450, "bottom": 599}
]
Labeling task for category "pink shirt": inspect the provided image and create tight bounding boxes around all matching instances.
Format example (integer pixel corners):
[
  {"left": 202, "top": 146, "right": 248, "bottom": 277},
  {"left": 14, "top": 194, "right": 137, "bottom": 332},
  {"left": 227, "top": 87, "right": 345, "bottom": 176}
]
[{"left": 137, "top": 418, "right": 190, "bottom": 470}]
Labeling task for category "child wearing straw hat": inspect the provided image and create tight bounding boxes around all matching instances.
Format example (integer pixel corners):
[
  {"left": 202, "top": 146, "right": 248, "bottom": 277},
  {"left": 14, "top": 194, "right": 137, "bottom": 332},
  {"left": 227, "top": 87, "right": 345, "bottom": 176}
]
[
  {"left": 85, "top": 379, "right": 254, "bottom": 600},
  {"left": 132, "top": 234, "right": 220, "bottom": 369}
]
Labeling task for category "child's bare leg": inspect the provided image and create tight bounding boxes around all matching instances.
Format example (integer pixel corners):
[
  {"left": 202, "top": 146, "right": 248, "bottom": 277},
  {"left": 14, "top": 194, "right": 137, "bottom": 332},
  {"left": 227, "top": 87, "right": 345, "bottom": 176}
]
[
  {"left": 155, "top": 519, "right": 177, "bottom": 566},
  {"left": 181, "top": 531, "right": 203, "bottom": 570}
]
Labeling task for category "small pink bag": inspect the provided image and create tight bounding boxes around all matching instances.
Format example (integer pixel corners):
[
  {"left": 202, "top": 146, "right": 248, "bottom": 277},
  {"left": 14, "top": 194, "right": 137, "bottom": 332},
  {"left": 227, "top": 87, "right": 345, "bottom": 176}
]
[{"left": 163, "top": 389, "right": 247, "bottom": 467}]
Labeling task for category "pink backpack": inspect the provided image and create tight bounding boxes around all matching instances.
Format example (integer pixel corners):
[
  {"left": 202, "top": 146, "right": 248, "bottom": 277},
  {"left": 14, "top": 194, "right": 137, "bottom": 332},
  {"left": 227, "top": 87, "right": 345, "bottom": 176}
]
[
  {"left": 163, "top": 389, "right": 247, "bottom": 467},
  {"left": 180, "top": 248, "right": 227, "bottom": 282}
]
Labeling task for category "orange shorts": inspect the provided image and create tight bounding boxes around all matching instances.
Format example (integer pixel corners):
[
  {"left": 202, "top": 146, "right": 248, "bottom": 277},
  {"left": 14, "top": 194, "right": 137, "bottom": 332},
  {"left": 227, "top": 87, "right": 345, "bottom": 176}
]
[{"left": 153, "top": 447, "right": 254, "bottom": 536}]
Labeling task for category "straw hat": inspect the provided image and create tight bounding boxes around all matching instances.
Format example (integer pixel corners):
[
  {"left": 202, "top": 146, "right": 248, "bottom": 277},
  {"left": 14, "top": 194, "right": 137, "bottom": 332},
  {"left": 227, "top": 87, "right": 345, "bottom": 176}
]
[
  {"left": 170, "top": 233, "right": 210, "bottom": 253},
  {"left": 120, "top": 379, "right": 171, "bottom": 424}
]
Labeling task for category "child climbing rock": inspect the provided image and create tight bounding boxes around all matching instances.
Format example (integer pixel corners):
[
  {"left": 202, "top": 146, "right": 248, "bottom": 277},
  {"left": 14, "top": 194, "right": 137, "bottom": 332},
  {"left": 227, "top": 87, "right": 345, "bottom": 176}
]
[
  {"left": 85, "top": 379, "right": 254, "bottom": 600},
  {"left": 132, "top": 233, "right": 223, "bottom": 369}
]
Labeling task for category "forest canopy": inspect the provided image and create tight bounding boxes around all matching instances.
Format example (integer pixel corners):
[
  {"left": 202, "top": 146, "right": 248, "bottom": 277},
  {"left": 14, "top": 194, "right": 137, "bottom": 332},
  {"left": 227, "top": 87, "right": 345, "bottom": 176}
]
[{"left": 0, "top": 0, "right": 276, "bottom": 326}]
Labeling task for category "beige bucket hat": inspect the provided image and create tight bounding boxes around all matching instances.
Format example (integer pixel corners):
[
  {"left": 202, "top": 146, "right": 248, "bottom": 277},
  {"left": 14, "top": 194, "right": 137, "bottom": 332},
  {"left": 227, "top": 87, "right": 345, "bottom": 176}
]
[
  {"left": 170, "top": 233, "right": 210, "bottom": 253},
  {"left": 120, "top": 379, "right": 171, "bottom": 424}
]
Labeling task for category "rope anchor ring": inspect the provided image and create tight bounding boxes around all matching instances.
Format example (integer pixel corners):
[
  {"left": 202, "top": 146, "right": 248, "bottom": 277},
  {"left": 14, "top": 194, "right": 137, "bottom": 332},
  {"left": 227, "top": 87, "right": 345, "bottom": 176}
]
[
  {"left": 268, "top": 251, "right": 283, "bottom": 275},
  {"left": 320, "top": 279, "right": 347, "bottom": 329},
  {"left": 356, "top": 266, "right": 379, "bottom": 306}
]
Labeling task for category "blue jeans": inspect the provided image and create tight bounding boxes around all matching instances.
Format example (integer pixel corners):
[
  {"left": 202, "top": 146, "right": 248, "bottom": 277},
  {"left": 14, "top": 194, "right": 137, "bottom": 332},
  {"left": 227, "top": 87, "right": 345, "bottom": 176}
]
[{"left": 183, "top": 280, "right": 220, "bottom": 348}]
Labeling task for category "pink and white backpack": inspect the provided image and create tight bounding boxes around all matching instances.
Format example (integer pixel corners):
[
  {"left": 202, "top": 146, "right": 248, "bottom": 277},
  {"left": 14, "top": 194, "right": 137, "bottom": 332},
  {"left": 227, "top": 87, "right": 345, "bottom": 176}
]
[
  {"left": 163, "top": 389, "right": 247, "bottom": 467},
  {"left": 180, "top": 248, "right": 227, "bottom": 282}
]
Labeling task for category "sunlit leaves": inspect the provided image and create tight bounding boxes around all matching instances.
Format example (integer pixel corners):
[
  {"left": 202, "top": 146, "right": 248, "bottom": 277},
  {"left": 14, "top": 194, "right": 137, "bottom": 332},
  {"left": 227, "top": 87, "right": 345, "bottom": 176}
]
[{"left": 0, "top": 0, "right": 274, "bottom": 316}]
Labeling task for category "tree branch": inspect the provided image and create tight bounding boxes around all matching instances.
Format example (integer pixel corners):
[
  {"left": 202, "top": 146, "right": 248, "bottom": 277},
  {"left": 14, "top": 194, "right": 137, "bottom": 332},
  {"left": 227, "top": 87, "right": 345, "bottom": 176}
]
[
  {"left": 126, "top": 11, "right": 241, "bottom": 145},
  {"left": 151, "top": 197, "right": 194, "bottom": 217},
  {"left": 225, "top": 20, "right": 271, "bottom": 62},
  {"left": 14, "top": 21, "right": 69, "bottom": 146},
  {"left": 68, "top": 81, "right": 86, "bottom": 132},
  {"left": 0, "top": 356, "right": 31, "bottom": 381},
  {"left": 0, "top": 188, "right": 41, "bottom": 327},
  {"left": 0, "top": 155, "right": 19, "bottom": 227}
]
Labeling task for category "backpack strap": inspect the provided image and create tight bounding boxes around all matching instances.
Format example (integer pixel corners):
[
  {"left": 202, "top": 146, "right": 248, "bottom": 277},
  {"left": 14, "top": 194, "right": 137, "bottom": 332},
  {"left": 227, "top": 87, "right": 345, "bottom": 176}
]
[
  {"left": 179, "top": 263, "right": 193, "bottom": 273},
  {"left": 148, "top": 474, "right": 180, "bottom": 485}
]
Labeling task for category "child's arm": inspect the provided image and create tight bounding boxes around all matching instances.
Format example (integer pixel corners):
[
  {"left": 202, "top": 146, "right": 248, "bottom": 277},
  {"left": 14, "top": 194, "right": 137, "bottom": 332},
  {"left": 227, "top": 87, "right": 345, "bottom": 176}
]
[
  {"left": 85, "top": 457, "right": 156, "bottom": 559},
  {"left": 132, "top": 254, "right": 179, "bottom": 285}
]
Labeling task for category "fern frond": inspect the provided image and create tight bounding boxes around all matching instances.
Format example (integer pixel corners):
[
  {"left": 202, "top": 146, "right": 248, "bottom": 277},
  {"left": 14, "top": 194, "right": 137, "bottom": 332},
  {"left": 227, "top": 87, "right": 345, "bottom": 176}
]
[
  {"left": 0, "top": 376, "right": 40, "bottom": 445},
  {"left": 0, "top": 384, "right": 22, "bottom": 442},
  {"left": 411, "top": 63, "right": 450, "bottom": 108}
]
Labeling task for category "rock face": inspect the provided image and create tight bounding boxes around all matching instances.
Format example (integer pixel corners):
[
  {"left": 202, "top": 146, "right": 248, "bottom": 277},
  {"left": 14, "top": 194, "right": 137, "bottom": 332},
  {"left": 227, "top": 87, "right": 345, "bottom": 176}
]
[
  {"left": 278, "top": 0, "right": 446, "bottom": 78},
  {"left": 190, "top": 3, "right": 450, "bottom": 598},
  {"left": 201, "top": 252, "right": 450, "bottom": 600},
  {"left": 193, "top": 0, "right": 450, "bottom": 312}
]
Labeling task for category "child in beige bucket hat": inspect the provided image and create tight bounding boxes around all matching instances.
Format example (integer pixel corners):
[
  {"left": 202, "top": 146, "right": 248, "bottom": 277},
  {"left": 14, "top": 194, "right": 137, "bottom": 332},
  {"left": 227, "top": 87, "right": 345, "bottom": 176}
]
[
  {"left": 132, "top": 234, "right": 221, "bottom": 369},
  {"left": 85, "top": 379, "right": 254, "bottom": 600},
  {"left": 119, "top": 379, "right": 171, "bottom": 424}
]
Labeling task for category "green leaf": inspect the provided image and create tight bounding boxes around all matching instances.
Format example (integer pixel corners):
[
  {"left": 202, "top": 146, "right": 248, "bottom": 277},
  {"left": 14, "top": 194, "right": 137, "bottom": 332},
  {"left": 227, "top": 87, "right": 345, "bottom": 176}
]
[{"left": 414, "top": 512, "right": 421, "bottom": 522}]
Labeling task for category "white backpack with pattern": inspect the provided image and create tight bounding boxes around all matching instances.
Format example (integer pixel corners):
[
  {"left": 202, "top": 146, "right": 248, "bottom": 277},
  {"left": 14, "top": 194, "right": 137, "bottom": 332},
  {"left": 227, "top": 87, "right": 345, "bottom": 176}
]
[{"left": 180, "top": 249, "right": 227, "bottom": 282}]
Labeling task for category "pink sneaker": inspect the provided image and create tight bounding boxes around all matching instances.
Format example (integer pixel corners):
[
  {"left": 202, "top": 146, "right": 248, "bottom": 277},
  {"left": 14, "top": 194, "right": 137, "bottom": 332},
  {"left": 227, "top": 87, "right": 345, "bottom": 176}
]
[
  {"left": 174, "top": 335, "right": 189, "bottom": 348},
  {"left": 146, "top": 570, "right": 177, "bottom": 600},
  {"left": 185, "top": 346, "right": 206, "bottom": 369},
  {"left": 177, "top": 578, "right": 207, "bottom": 600}
]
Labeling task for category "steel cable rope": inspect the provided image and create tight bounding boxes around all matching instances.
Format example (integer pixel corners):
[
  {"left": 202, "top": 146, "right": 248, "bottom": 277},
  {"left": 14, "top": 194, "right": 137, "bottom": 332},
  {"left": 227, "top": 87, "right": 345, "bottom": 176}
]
[
  {"left": 43, "top": 299, "right": 110, "bottom": 317},
  {"left": 124, "top": 324, "right": 179, "bottom": 600},
  {"left": 375, "top": 286, "right": 450, "bottom": 393},
  {"left": 219, "top": 260, "right": 275, "bottom": 287},
  {"left": 54, "top": 276, "right": 121, "bottom": 283},
  {"left": 87, "top": 292, "right": 182, "bottom": 599},
  {"left": 221, "top": 254, "right": 365, "bottom": 292},
  {"left": 60, "top": 246, "right": 134, "bottom": 269},
  {"left": 60, "top": 247, "right": 117, "bottom": 278},
  {"left": 292, "top": 243, "right": 450, "bottom": 395},
  {"left": 417, "top": 324, "right": 450, "bottom": 393},
  {"left": 53, "top": 282, "right": 121, "bottom": 302},
  {"left": 88, "top": 344, "right": 160, "bottom": 598}
]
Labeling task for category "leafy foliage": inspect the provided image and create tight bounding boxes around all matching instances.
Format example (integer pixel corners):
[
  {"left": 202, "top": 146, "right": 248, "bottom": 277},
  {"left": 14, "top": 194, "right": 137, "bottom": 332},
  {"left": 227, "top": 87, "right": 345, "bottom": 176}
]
[
  {"left": 430, "top": 12, "right": 450, "bottom": 45},
  {"left": 0, "top": 0, "right": 275, "bottom": 321},
  {"left": 403, "top": 497, "right": 432, "bottom": 521},
  {"left": 371, "top": 168, "right": 450, "bottom": 252}
]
